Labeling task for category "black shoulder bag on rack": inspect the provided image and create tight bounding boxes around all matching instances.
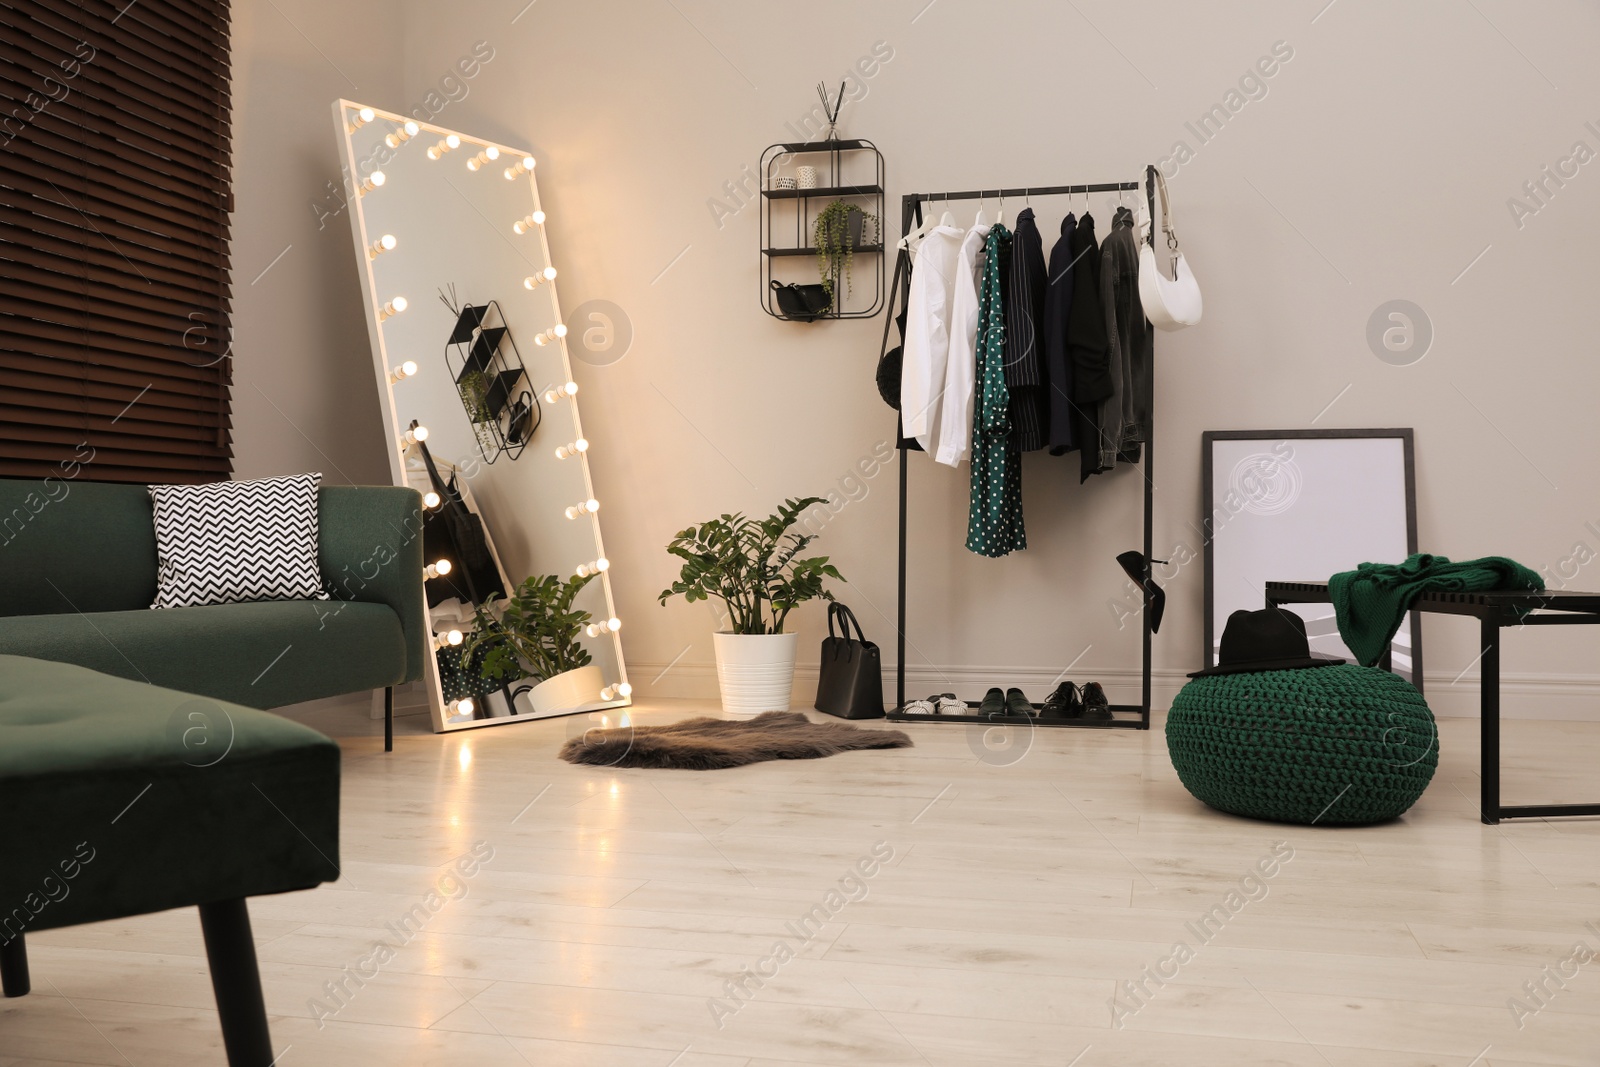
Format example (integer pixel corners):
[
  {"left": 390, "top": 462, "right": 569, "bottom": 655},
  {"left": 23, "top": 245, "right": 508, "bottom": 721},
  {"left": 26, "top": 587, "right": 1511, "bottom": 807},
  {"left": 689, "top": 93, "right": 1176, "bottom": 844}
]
[
  {"left": 875, "top": 245, "right": 910, "bottom": 409},
  {"left": 814, "top": 602, "right": 885, "bottom": 719},
  {"left": 417, "top": 439, "right": 507, "bottom": 608}
]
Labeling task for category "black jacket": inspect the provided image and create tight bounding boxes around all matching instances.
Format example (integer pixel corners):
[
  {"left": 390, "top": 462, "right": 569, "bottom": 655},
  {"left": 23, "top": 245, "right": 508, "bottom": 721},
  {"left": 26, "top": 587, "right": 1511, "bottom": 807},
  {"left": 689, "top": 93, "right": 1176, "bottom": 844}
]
[
  {"left": 1043, "top": 212, "right": 1077, "bottom": 455},
  {"left": 1004, "top": 208, "right": 1049, "bottom": 452},
  {"left": 1067, "top": 214, "right": 1109, "bottom": 481}
]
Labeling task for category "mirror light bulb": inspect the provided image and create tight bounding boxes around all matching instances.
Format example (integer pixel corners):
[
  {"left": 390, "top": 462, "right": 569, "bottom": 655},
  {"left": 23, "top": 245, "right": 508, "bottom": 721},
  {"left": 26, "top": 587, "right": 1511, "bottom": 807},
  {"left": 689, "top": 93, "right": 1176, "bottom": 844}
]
[
  {"left": 425, "top": 559, "right": 453, "bottom": 579},
  {"left": 617, "top": 682, "right": 632, "bottom": 697},
  {"left": 358, "top": 170, "right": 386, "bottom": 195},
  {"left": 348, "top": 106, "right": 374, "bottom": 131},
  {"left": 388, "top": 360, "right": 418, "bottom": 383},
  {"left": 555, "top": 438, "right": 588, "bottom": 459},
  {"left": 446, "top": 135, "right": 460, "bottom": 148},
  {"left": 607, "top": 617, "right": 621, "bottom": 631},
  {"left": 423, "top": 491, "right": 441, "bottom": 509},
  {"left": 401, "top": 424, "right": 429, "bottom": 447},
  {"left": 379, "top": 296, "right": 408, "bottom": 320},
  {"left": 522, "top": 267, "right": 557, "bottom": 288},
  {"left": 446, "top": 629, "right": 463, "bottom": 646},
  {"left": 369, "top": 233, "right": 397, "bottom": 258},
  {"left": 535, "top": 324, "right": 568, "bottom": 346}
]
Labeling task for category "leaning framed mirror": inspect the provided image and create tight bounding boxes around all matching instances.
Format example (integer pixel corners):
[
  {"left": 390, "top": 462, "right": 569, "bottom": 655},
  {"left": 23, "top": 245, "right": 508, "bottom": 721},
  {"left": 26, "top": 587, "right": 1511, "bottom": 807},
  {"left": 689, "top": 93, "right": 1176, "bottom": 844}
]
[
  {"left": 333, "top": 100, "right": 630, "bottom": 732},
  {"left": 1201, "top": 428, "right": 1423, "bottom": 688}
]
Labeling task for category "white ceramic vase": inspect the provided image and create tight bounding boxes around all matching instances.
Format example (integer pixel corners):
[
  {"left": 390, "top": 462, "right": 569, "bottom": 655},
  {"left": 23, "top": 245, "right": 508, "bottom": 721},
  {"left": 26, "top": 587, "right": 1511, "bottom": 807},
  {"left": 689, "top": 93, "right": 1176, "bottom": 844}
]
[
  {"left": 519, "top": 664, "right": 605, "bottom": 716},
  {"left": 712, "top": 632, "right": 799, "bottom": 716}
]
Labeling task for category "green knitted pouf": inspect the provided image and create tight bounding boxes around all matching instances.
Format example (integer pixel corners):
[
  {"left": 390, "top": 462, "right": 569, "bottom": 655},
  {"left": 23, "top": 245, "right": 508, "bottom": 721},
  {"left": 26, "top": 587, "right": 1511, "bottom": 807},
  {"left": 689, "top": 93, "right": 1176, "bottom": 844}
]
[{"left": 1166, "top": 665, "right": 1438, "bottom": 825}]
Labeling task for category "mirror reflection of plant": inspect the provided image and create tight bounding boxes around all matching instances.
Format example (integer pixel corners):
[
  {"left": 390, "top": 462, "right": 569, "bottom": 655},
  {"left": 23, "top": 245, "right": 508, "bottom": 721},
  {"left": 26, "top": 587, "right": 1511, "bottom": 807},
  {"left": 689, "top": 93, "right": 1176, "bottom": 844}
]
[
  {"left": 458, "top": 370, "right": 494, "bottom": 423},
  {"left": 658, "top": 496, "right": 843, "bottom": 635},
  {"left": 463, "top": 572, "right": 596, "bottom": 684},
  {"left": 813, "top": 200, "right": 879, "bottom": 302}
]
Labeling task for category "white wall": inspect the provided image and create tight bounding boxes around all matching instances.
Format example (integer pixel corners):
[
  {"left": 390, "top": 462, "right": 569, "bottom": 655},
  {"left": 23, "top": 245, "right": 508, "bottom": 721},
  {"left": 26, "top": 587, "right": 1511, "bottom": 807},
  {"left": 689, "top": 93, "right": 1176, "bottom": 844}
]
[{"left": 232, "top": 0, "right": 1600, "bottom": 717}]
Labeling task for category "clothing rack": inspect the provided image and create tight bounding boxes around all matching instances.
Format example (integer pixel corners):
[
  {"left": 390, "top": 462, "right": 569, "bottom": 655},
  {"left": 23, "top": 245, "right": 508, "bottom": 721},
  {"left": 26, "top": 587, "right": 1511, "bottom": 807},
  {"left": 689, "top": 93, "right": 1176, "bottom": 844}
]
[{"left": 890, "top": 165, "right": 1158, "bottom": 730}]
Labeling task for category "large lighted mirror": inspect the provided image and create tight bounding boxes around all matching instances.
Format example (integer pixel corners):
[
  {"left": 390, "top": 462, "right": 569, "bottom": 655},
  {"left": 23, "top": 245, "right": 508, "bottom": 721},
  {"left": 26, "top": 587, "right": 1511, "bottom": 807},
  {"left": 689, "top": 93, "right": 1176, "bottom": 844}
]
[{"left": 333, "top": 100, "right": 630, "bottom": 732}]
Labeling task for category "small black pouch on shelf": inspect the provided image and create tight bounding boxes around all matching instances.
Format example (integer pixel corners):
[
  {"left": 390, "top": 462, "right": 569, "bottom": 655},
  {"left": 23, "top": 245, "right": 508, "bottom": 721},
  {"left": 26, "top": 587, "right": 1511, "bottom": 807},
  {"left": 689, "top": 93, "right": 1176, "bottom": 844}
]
[
  {"left": 815, "top": 602, "right": 885, "bottom": 719},
  {"left": 770, "top": 279, "right": 832, "bottom": 322}
]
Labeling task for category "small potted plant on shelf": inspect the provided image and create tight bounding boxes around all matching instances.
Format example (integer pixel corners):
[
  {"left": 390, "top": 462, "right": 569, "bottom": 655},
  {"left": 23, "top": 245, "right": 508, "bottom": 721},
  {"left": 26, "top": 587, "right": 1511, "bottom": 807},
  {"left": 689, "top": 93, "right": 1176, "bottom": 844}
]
[
  {"left": 658, "top": 497, "right": 843, "bottom": 715},
  {"left": 462, "top": 571, "right": 608, "bottom": 715},
  {"left": 813, "top": 199, "right": 879, "bottom": 305}
]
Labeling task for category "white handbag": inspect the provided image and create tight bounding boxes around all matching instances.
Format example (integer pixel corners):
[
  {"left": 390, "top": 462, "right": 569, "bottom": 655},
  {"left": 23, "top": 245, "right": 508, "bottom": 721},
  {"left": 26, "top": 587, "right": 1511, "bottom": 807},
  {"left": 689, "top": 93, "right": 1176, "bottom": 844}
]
[{"left": 1139, "top": 170, "right": 1202, "bottom": 331}]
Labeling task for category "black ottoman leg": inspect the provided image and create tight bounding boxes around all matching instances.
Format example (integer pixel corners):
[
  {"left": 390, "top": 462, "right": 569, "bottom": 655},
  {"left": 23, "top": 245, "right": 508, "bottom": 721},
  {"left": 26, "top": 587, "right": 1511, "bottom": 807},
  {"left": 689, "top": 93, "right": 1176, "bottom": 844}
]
[
  {"left": 385, "top": 685, "right": 393, "bottom": 752},
  {"left": 1, "top": 934, "right": 29, "bottom": 997},
  {"left": 198, "top": 899, "right": 273, "bottom": 1067}
]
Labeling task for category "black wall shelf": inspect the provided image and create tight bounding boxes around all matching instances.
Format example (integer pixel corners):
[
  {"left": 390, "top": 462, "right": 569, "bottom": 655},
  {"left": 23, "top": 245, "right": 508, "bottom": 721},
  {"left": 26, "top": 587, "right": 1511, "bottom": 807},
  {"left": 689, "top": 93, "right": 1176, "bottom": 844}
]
[
  {"left": 759, "top": 138, "right": 885, "bottom": 321},
  {"left": 444, "top": 300, "right": 540, "bottom": 464}
]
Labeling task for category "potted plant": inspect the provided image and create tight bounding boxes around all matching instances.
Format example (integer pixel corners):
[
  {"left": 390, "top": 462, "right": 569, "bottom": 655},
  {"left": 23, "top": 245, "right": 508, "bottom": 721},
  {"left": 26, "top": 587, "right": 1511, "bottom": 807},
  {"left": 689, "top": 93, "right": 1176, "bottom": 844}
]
[
  {"left": 462, "top": 571, "right": 607, "bottom": 715},
  {"left": 814, "top": 200, "right": 879, "bottom": 305},
  {"left": 659, "top": 497, "right": 843, "bottom": 715}
]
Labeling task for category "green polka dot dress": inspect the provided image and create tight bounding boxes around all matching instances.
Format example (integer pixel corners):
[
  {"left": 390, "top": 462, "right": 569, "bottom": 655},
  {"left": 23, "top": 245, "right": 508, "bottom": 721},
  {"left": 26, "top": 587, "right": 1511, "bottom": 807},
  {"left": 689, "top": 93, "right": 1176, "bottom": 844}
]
[{"left": 966, "top": 224, "right": 1026, "bottom": 558}]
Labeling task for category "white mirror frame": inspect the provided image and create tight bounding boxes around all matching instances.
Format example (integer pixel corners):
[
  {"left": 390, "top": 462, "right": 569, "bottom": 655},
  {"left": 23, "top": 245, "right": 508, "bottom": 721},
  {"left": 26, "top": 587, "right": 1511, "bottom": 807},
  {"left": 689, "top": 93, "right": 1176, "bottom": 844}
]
[{"left": 331, "top": 99, "right": 631, "bottom": 732}]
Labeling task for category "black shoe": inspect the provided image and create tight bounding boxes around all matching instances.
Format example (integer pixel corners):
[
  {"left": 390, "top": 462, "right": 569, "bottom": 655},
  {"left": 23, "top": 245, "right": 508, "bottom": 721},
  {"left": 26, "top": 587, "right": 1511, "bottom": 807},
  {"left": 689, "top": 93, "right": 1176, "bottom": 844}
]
[
  {"left": 1041, "top": 681, "right": 1082, "bottom": 718},
  {"left": 1004, "top": 687, "right": 1034, "bottom": 718},
  {"left": 1081, "top": 682, "right": 1112, "bottom": 721},
  {"left": 979, "top": 687, "right": 1006, "bottom": 717},
  {"left": 1116, "top": 551, "right": 1166, "bottom": 634}
]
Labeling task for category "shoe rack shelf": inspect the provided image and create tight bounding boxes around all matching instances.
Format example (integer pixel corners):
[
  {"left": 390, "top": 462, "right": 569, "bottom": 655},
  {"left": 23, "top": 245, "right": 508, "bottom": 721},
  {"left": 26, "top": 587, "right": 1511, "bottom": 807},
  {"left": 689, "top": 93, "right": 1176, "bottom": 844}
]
[
  {"left": 886, "top": 166, "right": 1161, "bottom": 732},
  {"left": 888, "top": 703, "right": 1143, "bottom": 729},
  {"left": 758, "top": 138, "right": 886, "bottom": 321}
]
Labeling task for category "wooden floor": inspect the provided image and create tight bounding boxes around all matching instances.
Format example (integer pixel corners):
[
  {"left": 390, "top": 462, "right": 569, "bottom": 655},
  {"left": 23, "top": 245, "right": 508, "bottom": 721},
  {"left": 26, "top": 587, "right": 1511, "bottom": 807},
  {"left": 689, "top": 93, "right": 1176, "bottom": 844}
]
[{"left": 4, "top": 698, "right": 1599, "bottom": 1066}]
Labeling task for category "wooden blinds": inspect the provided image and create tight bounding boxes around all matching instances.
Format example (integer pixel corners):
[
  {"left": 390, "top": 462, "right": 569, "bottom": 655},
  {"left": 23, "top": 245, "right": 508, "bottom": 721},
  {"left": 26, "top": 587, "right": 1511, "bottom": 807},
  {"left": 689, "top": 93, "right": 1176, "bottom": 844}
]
[{"left": 0, "top": 0, "right": 234, "bottom": 484}]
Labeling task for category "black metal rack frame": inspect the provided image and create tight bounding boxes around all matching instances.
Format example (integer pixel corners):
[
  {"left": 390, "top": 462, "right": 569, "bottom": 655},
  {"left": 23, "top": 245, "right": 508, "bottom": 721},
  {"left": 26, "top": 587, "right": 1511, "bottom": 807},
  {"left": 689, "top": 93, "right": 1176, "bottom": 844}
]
[
  {"left": 759, "top": 138, "right": 886, "bottom": 320},
  {"left": 444, "top": 300, "right": 538, "bottom": 464},
  {"left": 889, "top": 165, "right": 1159, "bottom": 730}
]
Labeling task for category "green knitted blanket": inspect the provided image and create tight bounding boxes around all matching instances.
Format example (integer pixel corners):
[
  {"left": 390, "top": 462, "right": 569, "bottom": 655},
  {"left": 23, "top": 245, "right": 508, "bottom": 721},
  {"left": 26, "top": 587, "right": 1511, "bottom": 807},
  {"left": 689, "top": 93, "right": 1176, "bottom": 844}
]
[{"left": 1329, "top": 553, "right": 1543, "bottom": 666}]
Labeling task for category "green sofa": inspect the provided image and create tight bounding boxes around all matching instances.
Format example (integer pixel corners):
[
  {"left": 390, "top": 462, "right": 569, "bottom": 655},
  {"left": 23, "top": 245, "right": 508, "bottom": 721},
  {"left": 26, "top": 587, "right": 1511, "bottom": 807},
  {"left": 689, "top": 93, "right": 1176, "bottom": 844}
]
[
  {"left": 1, "top": 655, "right": 343, "bottom": 1066},
  {"left": 0, "top": 478, "right": 425, "bottom": 749}
]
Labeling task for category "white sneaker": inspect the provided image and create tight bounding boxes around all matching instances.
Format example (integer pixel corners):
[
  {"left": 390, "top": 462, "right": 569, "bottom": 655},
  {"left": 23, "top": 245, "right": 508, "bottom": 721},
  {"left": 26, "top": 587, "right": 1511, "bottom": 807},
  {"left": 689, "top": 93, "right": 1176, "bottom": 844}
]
[
  {"left": 902, "top": 699, "right": 936, "bottom": 715},
  {"left": 933, "top": 694, "right": 965, "bottom": 715}
]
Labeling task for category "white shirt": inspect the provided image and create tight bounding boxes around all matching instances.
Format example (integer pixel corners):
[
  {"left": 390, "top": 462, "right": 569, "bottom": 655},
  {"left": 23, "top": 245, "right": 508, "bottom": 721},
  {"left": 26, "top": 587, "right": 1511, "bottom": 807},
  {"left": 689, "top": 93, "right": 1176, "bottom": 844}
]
[
  {"left": 933, "top": 214, "right": 991, "bottom": 466},
  {"left": 899, "top": 223, "right": 965, "bottom": 450}
]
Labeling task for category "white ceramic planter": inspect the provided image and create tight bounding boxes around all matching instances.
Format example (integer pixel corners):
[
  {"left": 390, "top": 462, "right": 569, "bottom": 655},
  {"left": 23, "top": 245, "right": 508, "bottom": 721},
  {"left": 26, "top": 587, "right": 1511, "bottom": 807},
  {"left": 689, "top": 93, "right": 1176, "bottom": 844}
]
[
  {"left": 712, "top": 631, "right": 799, "bottom": 716},
  {"left": 520, "top": 664, "right": 605, "bottom": 716}
]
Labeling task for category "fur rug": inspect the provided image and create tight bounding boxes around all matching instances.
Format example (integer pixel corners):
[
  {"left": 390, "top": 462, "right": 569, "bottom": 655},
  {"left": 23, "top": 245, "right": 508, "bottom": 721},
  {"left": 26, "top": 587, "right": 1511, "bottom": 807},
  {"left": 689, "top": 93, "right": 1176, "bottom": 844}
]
[{"left": 558, "top": 710, "right": 913, "bottom": 770}]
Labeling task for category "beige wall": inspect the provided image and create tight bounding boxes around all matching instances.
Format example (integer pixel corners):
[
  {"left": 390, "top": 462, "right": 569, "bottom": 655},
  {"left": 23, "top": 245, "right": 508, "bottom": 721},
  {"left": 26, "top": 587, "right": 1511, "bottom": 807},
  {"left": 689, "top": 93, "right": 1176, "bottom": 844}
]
[
  {"left": 232, "top": 0, "right": 1600, "bottom": 716},
  {"left": 230, "top": 0, "right": 400, "bottom": 487}
]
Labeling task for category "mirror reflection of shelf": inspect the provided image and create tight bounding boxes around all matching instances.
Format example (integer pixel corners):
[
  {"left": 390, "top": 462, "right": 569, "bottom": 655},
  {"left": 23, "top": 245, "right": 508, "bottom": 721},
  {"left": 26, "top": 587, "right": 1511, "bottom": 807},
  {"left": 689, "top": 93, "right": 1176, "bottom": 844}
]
[{"left": 444, "top": 300, "right": 538, "bottom": 464}]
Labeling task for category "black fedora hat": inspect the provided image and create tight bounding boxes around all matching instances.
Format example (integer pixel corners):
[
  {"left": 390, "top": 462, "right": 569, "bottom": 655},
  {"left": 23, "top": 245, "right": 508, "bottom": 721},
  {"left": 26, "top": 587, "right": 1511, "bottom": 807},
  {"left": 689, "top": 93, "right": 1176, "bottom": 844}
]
[{"left": 1190, "top": 607, "right": 1345, "bottom": 678}]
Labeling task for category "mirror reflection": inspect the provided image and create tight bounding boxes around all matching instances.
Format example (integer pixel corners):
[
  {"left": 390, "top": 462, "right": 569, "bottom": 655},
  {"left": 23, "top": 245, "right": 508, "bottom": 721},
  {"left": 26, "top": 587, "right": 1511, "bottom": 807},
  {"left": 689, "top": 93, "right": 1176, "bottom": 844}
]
[{"left": 334, "top": 100, "right": 629, "bottom": 731}]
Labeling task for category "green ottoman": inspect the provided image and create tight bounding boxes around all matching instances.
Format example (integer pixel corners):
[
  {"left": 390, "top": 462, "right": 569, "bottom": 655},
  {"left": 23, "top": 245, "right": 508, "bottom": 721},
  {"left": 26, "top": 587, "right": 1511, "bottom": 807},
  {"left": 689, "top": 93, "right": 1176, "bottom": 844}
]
[
  {"left": 0, "top": 655, "right": 341, "bottom": 1066},
  {"left": 1166, "top": 664, "right": 1438, "bottom": 825}
]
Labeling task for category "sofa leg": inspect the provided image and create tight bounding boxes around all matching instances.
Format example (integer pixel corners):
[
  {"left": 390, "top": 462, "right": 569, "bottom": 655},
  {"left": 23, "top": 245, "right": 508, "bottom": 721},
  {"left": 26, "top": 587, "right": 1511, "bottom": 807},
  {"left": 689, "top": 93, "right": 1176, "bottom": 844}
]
[
  {"left": 1, "top": 934, "right": 29, "bottom": 997},
  {"left": 198, "top": 899, "right": 273, "bottom": 1067},
  {"left": 384, "top": 686, "right": 393, "bottom": 752}
]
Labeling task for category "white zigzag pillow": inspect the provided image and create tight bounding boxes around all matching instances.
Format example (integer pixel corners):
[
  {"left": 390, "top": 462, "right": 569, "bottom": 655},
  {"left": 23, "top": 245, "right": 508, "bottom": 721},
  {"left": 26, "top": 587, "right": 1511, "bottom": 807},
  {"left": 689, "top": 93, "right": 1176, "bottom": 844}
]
[{"left": 149, "top": 473, "right": 331, "bottom": 609}]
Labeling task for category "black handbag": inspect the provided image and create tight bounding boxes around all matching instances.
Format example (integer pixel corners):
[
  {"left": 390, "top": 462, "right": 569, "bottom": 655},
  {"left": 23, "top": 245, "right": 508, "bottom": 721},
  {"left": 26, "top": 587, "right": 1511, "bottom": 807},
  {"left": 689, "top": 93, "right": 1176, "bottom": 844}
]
[
  {"left": 770, "top": 279, "right": 832, "bottom": 322},
  {"left": 417, "top": 439, "right": 507, "bottom": 608},
  {"left": 814, "top": 602, "right": 885, "bottom": 719},
  {"left": 875, "top": 246, "right": 910, "bottom": 409}
]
